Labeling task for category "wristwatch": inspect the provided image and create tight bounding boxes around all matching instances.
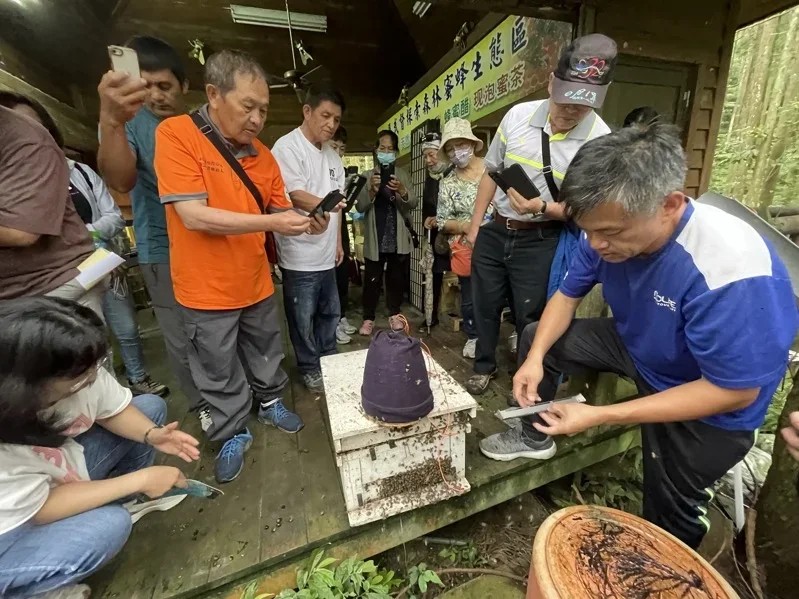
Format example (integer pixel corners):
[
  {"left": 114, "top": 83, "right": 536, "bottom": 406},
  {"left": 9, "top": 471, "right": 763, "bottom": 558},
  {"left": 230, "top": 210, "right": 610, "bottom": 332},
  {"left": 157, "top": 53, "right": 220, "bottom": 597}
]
[{"left": 530, "top": 200, "right": 547, "bottom": 217}]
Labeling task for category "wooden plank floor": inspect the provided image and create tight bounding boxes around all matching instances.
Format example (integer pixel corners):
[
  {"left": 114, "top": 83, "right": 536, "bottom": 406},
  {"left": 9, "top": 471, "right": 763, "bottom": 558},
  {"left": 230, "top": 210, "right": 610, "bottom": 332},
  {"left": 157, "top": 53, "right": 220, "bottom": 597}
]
[{"left": 90, "top": 284, "right": 638, "bottom": 599}]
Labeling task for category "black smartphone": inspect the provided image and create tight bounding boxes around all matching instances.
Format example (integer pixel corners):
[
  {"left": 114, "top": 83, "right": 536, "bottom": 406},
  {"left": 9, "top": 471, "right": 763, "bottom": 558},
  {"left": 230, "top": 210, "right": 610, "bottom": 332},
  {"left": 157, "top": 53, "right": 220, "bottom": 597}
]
[
  {"left": 490, "top": 163, "right": 541, "bottom": 199},
  {"left": 310, "top": 189, "right": 345, "bottom": 217},
  {"left": 345, "top": 175, "right": 367, "bottom": 210},
  {"left": 380, "top": 163, "right": 395, "bottom": 188}
]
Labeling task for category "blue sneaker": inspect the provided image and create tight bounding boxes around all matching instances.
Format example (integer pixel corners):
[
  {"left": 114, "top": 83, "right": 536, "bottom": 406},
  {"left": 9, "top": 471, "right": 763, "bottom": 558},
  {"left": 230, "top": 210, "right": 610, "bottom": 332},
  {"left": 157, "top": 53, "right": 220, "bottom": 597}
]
[
  {"left": 259, "top": 399, "right": 304, "bottom": 433},
  {"left": 214, "top": 429, "right": 253, "bottom": 484}
]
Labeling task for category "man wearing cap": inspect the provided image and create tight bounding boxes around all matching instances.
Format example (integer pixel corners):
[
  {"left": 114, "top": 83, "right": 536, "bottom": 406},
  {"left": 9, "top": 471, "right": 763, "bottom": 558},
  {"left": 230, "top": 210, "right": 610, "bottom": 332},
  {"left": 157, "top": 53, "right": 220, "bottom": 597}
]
[{"left": 464, "top": 34, "right": 617, "bottom": 404}]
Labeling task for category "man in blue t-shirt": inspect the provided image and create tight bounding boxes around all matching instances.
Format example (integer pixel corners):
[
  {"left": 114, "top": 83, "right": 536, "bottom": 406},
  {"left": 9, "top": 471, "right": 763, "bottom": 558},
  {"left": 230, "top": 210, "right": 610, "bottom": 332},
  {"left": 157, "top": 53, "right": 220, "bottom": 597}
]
[
  {"left": 479, "top": 123, "right": 798, "bottom": 549},
  {"left": 97, "top": 36, "right": 201, "bottom": 410}
]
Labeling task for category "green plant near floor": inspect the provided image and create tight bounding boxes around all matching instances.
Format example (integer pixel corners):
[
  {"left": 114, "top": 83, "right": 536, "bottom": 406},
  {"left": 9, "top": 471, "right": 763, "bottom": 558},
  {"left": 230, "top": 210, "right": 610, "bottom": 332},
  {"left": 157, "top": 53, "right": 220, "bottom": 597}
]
[
  {"left": 240, "top": 549, "right": 403, "bottom": 599},
  {"left": 549, "top": 446, "right": 644, "bottom": 515},
  {"left": 404, "top": 563, "right": 444, "bottom": 599},
  {"left": 438, "top": 542, "right": 486, "bottom": 569}
]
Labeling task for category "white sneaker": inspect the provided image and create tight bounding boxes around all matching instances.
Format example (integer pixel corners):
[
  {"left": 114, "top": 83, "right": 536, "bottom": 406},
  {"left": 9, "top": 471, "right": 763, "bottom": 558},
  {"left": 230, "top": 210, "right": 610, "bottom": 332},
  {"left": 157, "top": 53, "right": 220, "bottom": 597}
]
[
  {"left": 34, "top": 584, "right": 91, "bottom": 598},
  {"left": 198, "top": 407, "right": 212, "bottom": 432},
  {"left": 336, "top": 324, "right": 352, "bottom": 345},
  {"left": 124, "top": 494, "right": 187, "bottom": 524},
  {"left": 339, "top": 317, "right": 357, "bottom": 335},
  {"left": 463, "top": 338, "right": 477, "bottom": 359}
]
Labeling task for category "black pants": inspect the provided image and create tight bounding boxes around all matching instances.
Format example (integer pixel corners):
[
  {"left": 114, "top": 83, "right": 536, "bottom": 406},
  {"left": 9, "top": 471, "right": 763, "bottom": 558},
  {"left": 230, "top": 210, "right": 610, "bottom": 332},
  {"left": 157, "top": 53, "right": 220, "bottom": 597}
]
[
  {"left": 472, "top": 221, "right": 559, "bottom": 374},
  {"left": 519, "top": 318, "right": 754, "bottom": 549},
  {"left": 336, "top": 215, "right": 351, "bottom": 314},
  {"left": 362, "top": 252, "right": 409, "bottom": 320},
  {"left": 431, "top": 271, "right": 443, "bottom": 323},
  {"left": 336, "top": 258, "right": 349, "bottom": 314}
]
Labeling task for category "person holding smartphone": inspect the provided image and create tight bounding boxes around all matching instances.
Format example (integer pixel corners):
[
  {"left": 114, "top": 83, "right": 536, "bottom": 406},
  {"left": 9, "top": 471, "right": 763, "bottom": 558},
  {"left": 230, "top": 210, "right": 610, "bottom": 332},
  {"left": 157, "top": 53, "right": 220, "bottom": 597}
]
[
  {"left": 0, "top": 297, "right": 200, "bottom": 599},
  {"left": 97, "top": 36, "right": 203, "bottom": 414},
  {"left": 463, "top": 34, "right": 617, "bottom": 397},
  {"left": 355, "top": 130, "right": 418, "bottom": 336},
  {"left": 328, "top": 126, "right": 359, "bottom": 345},
  {"left": 271, "top": 85, "right": 347, "bottom": 393}
]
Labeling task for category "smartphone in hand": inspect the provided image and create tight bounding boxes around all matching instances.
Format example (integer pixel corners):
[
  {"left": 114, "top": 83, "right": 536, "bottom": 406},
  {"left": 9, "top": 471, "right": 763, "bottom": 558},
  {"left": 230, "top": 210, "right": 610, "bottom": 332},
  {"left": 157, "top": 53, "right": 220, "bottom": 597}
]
[
  {"left": 108, "top": 45, "right": 141, "bottom": 79},
  {"left": 310, "top": 189, "right": 345, "bottom": 217}
]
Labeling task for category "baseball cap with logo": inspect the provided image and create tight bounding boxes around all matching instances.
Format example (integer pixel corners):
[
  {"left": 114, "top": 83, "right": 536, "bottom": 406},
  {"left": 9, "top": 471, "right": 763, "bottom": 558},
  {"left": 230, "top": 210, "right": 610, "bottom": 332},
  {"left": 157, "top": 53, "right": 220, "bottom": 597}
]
[{"left": 551, "top": 34, "right": 617, "bottom": 109}]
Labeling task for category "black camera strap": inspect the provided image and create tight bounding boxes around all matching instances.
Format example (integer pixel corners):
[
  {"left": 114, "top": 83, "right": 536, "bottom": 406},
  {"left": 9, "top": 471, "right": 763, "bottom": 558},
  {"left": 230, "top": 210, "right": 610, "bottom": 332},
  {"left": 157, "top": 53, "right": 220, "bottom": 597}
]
[{"left": 540, "top": 131, "right": 560, "bottom": 201}]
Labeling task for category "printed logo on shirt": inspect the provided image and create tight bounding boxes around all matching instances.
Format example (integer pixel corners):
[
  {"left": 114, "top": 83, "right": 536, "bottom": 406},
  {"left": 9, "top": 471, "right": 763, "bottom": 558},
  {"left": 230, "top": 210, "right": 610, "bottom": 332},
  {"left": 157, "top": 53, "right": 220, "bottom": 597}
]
[
  {"left": 653, "top": 290, "right": 677, "bottom": 312},
  {"left": 329, "top": 168, "right": 337, "bottom": 180},
  {"left": 199, "top": 158, "right": 224, "bottom": 174},
  {"left": 32, "top": 447, "right": 82, "bottom": 484}
]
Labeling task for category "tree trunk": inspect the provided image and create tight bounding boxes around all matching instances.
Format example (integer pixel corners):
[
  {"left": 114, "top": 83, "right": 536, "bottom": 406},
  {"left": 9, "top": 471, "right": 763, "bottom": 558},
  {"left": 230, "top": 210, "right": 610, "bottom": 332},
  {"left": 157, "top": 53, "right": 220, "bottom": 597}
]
[
  {"left": 729, "top": 16, "right": 779, "bottom": 202},
  {"left": 726, "top": 27, "right": 754, "bottom": 140},
  {"left": 752, "top": 11, "right": 799, "bottom": 215},
  {"left": 756, "top": 379, "right": 799, "bottom": 598}
]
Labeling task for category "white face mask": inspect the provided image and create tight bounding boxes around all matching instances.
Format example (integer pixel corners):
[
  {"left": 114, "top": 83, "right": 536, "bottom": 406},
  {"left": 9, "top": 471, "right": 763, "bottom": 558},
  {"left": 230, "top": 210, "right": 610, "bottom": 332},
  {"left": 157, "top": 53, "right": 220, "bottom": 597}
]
[{"left": 449, "top": 146, "right": 474, "bottom": 168}]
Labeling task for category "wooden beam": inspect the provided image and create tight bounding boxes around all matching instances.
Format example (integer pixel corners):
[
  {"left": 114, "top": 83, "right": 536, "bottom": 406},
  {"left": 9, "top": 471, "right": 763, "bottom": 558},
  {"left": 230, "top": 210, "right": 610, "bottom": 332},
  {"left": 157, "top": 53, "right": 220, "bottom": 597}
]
[
  {"left": 772, "top": 215, "right": 799, "bottom": 235},
  {"left": 0, "top": 70, "right": 96, "bottom": 152},
  {"left": 769, "top": 205, "right": 799, "bottom": 217},
  {"left": 738, "top": 0, "right": 799, "bottom": 27}
]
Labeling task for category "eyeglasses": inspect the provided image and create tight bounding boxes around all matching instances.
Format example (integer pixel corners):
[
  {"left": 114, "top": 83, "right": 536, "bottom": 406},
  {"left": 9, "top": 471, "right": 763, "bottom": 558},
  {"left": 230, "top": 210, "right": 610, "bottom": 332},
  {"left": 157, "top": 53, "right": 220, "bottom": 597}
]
[
  {"left": 67, "top": 356, "right": 108, "bottom": 394},
  {"left": 423, "top": 132, "right": 441, "bottom": 143}
]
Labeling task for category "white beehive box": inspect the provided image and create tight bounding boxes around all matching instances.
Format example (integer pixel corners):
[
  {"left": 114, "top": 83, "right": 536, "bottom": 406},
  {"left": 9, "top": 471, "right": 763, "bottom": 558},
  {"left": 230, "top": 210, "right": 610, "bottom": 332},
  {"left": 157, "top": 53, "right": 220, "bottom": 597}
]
[{"left": 321, "top": 349, "right": 478, "bottom": 527}]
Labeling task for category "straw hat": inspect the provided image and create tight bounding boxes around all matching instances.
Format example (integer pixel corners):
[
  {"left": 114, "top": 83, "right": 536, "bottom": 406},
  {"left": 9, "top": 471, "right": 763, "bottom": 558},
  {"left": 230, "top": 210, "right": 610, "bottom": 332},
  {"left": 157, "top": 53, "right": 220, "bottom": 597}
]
[{"left": 438, "top": 117, "right": 484, "bottom": 162}]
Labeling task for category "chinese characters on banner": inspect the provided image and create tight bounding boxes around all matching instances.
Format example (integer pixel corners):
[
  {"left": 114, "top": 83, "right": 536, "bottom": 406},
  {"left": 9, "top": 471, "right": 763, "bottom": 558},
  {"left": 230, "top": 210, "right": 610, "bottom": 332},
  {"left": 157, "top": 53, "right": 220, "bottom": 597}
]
[{"left": 380, "top": 15, "right": 572, "bottom": 155}]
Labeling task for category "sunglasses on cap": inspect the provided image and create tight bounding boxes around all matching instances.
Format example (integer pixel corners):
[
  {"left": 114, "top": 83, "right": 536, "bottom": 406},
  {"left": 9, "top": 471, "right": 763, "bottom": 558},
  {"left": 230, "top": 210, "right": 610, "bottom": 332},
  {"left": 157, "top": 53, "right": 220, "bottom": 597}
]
[{"left": 423, "top": 132, "right": 441, "bottom": 143}]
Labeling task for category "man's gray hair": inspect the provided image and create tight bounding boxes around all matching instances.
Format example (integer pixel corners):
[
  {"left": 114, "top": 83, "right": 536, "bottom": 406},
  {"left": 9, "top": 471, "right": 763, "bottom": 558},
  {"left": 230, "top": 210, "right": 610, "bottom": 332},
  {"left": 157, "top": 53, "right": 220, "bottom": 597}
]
[
  {"left": 204, "top": 49, "right": 267, "bottom": 94},
  {"left": 560, "top": 123, "right": 687, "bottom": 221}
]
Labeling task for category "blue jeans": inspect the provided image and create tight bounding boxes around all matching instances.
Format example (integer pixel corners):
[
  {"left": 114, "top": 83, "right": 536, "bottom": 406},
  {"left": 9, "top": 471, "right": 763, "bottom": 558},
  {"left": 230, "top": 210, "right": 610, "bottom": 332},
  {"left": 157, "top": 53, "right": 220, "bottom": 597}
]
[
  {"left": 0, "top": 395, "right": 166, "bottom": 598},
  {"left": 281, "top": 268, "right": 340, "bottom": 375},
  {"left": 103, "top": 287, "right": 147, "bottom": 382},
  {"left": 458, "top": 276, "right": 477, "bottom": 340}
]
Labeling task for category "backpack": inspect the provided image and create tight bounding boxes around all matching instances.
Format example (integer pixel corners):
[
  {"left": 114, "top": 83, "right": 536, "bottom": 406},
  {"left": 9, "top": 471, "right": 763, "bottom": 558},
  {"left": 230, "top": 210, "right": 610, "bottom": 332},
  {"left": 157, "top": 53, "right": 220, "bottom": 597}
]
[{"left": 361, "top": 330, "right": 434, "bottom": 424}]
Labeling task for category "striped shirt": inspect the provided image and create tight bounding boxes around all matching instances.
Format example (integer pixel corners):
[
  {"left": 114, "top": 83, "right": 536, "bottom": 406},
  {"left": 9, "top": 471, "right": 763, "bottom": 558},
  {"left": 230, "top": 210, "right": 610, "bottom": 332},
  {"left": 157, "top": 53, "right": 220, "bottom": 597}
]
[{"left": 485, "top": 99, "right": 610, "bottom": 221}]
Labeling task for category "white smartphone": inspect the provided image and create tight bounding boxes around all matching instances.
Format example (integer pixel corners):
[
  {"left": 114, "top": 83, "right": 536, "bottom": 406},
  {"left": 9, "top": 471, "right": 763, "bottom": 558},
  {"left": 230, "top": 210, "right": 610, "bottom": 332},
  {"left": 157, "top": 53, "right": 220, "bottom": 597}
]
[{"left": 108, "top": 45, "right": 141, "bottom": 79}]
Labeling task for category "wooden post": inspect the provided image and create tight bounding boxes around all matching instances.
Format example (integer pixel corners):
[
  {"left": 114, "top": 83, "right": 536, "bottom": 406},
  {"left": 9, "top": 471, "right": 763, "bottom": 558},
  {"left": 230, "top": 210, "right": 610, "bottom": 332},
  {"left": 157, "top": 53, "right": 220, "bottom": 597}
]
[{"left": 755, "top": 379, "right": 799, "bottom": 597}]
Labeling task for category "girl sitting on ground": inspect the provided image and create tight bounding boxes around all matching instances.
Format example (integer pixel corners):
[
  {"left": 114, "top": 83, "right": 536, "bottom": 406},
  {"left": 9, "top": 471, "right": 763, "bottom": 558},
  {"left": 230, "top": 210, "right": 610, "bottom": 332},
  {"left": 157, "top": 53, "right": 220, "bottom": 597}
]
[{"left": 0, "top": 297, "right": 200, "bottom": 599}]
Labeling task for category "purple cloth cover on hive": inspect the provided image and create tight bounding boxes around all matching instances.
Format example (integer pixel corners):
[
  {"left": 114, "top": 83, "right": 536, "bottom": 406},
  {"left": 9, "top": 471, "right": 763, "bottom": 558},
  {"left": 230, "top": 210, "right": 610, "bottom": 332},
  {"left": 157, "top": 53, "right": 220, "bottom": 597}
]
[{"left": 361, "top": 330, "right": 434, "bottom": 423}]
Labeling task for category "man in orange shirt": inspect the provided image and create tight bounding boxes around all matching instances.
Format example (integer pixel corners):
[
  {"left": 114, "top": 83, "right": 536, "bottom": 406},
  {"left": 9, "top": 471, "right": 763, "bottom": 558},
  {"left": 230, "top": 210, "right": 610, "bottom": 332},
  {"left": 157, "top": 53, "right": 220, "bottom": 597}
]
[{"left": 154, "top": 50, "right": 328, "bottom": 483}]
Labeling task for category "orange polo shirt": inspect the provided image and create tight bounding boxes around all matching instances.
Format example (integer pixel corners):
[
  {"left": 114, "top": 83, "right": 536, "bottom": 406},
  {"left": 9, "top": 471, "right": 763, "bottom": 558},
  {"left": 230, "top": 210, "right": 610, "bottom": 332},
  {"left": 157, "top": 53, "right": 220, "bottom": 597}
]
[{"left": 154, "top": 112, "right": 291, "bottom": 310}]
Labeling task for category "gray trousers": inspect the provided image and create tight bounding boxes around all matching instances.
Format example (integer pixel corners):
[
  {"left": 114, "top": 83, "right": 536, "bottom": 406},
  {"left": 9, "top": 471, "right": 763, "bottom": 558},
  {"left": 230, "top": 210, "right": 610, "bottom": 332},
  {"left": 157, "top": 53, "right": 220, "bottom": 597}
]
[
  {"left": 45, "top": 277, "right": 107, "bottom": 322},
  {"left": 140, "top": 263, "right": 202, "bottom": 409},
  {"left": 181, "top": 295, "right": 289, "bottom": 442}
]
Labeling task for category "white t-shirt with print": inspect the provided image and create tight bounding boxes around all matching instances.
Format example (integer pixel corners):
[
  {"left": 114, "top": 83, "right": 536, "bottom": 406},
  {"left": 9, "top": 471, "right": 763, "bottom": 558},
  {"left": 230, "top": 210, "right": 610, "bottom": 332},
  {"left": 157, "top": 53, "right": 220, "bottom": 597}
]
[
  {"left": 0, "top": 368, "right": 131, "bottom": 535},
  {"left": 272, "top": 127, "right": 345, "bottom": 272}
]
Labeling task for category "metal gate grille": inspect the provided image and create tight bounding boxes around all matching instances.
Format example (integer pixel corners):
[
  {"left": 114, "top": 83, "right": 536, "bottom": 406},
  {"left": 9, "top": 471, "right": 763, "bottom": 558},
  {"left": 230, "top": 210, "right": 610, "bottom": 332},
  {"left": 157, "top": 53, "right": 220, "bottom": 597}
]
[{"left": 408, "top": 120, "right": 440, "bottom": 310}]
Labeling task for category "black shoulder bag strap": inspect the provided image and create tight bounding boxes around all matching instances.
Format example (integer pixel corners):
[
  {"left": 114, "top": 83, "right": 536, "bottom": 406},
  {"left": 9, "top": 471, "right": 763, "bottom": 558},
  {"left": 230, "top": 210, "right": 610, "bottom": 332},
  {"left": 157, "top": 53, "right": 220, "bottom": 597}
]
[
  {"left": 540, "top": 131, "right": 560, "bottom": 201},
  {"left": 189, "top": 111, "right": 265, "bottom": 213},
  {"left": 385, "top": 170, "right": 419, "bottom": 249},
  {"left": 74, "top": 163, "right": 94, "bottom": 192}
]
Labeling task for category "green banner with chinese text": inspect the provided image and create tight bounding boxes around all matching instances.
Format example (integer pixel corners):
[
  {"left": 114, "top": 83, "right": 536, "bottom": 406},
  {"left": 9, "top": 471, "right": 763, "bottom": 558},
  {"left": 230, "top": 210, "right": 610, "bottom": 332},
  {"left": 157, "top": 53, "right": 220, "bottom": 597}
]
[{"left": 380, "top": 16, "right": 572, "bottom": 156}]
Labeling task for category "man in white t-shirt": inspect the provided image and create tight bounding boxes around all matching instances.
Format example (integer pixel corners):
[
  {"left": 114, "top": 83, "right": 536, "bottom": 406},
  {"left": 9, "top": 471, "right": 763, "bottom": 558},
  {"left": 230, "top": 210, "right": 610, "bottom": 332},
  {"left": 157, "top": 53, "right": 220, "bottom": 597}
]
[{"left": 272, "top": 86, "right": 346, "bottom": 392}]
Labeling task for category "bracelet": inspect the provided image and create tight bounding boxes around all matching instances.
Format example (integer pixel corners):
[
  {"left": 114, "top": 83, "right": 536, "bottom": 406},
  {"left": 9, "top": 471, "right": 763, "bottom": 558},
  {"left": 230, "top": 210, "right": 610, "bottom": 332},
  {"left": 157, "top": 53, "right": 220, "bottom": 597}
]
[{"left": 143, "top": 424, "right": 163, "bottom": 446}]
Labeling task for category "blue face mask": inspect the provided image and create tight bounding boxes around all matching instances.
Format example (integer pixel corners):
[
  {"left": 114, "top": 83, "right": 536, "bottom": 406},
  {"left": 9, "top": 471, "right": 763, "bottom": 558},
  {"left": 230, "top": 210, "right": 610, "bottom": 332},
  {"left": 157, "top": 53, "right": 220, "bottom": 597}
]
[{"left": 377, "top": 151, "right": 396, "bottom": 166}]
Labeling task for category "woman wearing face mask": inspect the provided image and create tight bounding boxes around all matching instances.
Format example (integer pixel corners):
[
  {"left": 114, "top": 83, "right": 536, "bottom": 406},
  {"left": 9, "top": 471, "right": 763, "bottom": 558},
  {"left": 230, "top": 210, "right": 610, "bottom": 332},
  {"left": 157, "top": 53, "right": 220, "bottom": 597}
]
[
  {"left": 436, "top": 118, "right": 485, "bottom": 359},
  {"left": 0, "top": 297, "right": 199, "bottom": 599},
  {"left": 355, "top": 130, "right": 418, "bottom": 335},
  {"left": 420, "top": 132, "right": 454, "bottom": 333}
]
